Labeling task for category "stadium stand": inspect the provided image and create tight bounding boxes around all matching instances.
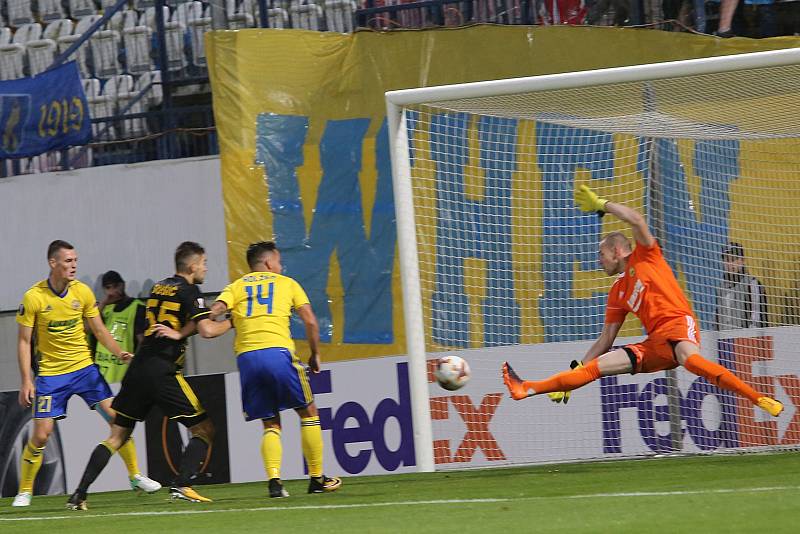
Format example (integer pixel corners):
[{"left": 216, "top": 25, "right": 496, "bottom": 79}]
[{"left": 0, "top": 0, "right": 798, "bottom": 177}]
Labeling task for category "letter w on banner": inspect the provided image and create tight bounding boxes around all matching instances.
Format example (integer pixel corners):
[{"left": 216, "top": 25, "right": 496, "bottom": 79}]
[{"left": 0, "top": 61, "right": 90, "bottom": 159}]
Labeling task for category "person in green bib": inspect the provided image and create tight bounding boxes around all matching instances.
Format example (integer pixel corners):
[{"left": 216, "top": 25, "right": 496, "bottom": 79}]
[{"left": 93, "top": 271, "right": 146, "bottom": 384}]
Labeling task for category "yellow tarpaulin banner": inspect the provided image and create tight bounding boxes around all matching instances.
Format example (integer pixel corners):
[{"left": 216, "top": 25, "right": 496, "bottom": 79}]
[{"left": 207, "top": 25, "right": 800, "bottom": 361}]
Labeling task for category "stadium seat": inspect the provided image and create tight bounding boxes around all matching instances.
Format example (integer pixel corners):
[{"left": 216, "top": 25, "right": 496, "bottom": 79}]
[
  {"left": 188, "top": 15, "right": 212, "bottom": 67},
  {"left": 134, "top": 0, "right": 157, "bottom": 9},
  {"left": 267, "top": 7, "right": 289, "bottom": 28},
  {"left": 85, "top": 77, "right": 116, "bottom": 139},
  {"left": 135, "top": 70, "right": 163, "bottom": 107},
  {"left": 69, "top": 0, "right": 99, "bottom": 18},
  {"left": 324, "top": 0, "right": 357, "bottom": 32},
  {"left": 43, "top": 19, "right": 76, "bottom": 42},
  {"left": 7, "top": 0, "right": 35, "bottom": 27},
  {"left": 290, "top": 2, "right": 324, "bottom": 30},
  {"left": 0, "top": 27, "right": 12, "bottom": 46},
  {"left": 227, "top": 13, "right": 254, "bottom": 29},
  {"left": 163, "top": 25, "right": 188, "bottom": 71},
  {"left": 0, "top": 43, "right": 26, "bottom": 80},
  {"left": 108, "top": 10, "right": 140, "bottom": 34},
  {"left": 174, "top": 1, "right": 204, "bottom": 26},
  {"left": 142, "top": 6, "right": 171, "bottom": 31},
  {"left": 38, "top": 0, "right": 67, "bottom": 24},
  {"left": 58, "top": 15, "right": 103, "bottom": 78},
  {"left": 26, "top": 38, "right": 57, "bottom": 76},
  {"left": 108, "top": 74, "right": 149, "bottom": 138},
  {"left": 90, "top": 26, "right": 122, "bottom": 77},
  {"left": 123, "top": 22, "right": 154, "bottom": 74},
  {"left": 13, "top": 23, "right": 43, "bottom": 44}
]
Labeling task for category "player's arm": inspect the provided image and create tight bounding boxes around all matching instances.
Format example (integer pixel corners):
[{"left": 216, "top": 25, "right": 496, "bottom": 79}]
[
  {"left": 196, "top": 301, "right": 232, "bottom": 338},
  {"left": 86, "top": 314, "right": 132, "bottom": 362},
  {"left": 575, "top": 185, "right": 655, "bottom": 247},
  {"left": 581, "top": 320, "right": 623, "bottom": 365},
  {"left": 17, "top": 325, "right": 35, "bottom": 407},
  {"left": 296, "top": 303, "right": 321, "bottom": 373}
]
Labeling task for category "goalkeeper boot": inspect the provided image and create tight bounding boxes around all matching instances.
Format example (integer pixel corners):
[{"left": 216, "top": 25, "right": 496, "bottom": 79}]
[
  {"left": 502, "top": 362, "right": 532, "bottom": 400},
  {"left": 66, "top": 490, "right": 88, "bottom": 511},
  {"left": 308, "top": 475, "right": 342, "bottom": 494},
  {"left": 268, "top": 478, "right": 289, "bottom": 498},
  {"left": 169, "top": 486, "right": 212, "bottom": 503},
  {"left": 130, "top": 473, "right": 162, "bottom": 494},
  {"left": 757, "top": 397, "right": 783, "bottom": 417}
]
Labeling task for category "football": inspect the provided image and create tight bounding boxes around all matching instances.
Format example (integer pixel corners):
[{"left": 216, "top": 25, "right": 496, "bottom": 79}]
[{"left": 433, "top": 355, "right": 471, "bottom": 391}]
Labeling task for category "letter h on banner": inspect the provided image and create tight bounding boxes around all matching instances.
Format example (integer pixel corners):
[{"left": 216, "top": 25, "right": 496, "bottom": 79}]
[{"left": 417, "top": 112, "right": 521, "bottom": 347}]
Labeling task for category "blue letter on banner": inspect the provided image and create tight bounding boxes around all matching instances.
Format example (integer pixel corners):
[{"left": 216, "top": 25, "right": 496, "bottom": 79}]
[
  {"left": 255, "top": 115, "right": 395, "bottom": 344},
  {"left": 424, "top": 113, "right": 521, "bottom": 347}
]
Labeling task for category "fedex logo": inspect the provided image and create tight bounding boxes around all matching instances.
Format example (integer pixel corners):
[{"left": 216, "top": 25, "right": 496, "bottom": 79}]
[
  {"left": 601, "top": 336, "right": 800, "bottom": 454},
  {"left": 426, "top": 359, "right": 506, "bottom": 464},
  {"left": 308, "top": 360, "right": 507, "bottom": 474}
]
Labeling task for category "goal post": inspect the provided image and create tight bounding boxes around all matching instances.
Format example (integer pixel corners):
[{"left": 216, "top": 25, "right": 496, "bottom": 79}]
[{"left": 387, "top": 48, "right": 800, "bottom": 472}]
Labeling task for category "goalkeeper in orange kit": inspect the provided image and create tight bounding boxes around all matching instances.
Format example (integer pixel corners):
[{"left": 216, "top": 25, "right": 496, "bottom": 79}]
[{"left": 502, "top": 185, "right": 783, "bottom": 418}]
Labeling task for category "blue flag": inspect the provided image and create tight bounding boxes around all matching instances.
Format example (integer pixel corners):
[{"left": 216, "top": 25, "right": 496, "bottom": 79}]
[{"left": 0, "top": 61, "right": 91, "bottom": 159}]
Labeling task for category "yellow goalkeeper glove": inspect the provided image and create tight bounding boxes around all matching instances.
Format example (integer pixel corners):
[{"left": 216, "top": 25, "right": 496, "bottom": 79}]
[
  {"left": 575, "top": 185, "right": 608, "bottom": 215},
  {"left": 546, "top": 360, "right": 583, "bottom": 405}
]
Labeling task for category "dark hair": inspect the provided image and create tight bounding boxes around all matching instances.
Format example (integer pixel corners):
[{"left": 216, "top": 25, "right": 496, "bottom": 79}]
[
  {"left": 47, "top": 240, "right": 74, "bottom": 260},
  {"left": 723, "top": 242, "right": 745, "bottom": 259},
  {"left": 246, "top": 241, "right": 277, "bottom": 270},
  {"left": 175, "top": 241, "right": 205, "bottom": 273}
]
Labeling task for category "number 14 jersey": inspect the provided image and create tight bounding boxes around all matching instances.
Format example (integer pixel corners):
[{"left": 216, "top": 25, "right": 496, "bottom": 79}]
[{"left": 216, "top": 272, "right": 310, "bottom": 356}]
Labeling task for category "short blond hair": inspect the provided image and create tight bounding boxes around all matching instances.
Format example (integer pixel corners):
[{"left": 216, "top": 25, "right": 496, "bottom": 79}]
[{"left": 600, "top": 232, "right": 632, "bottom": 252}]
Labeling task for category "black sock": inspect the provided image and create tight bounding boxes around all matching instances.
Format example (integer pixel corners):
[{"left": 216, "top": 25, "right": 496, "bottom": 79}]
[
  {"left": 172, "top": 437, "right": 209, "bottom": 487},
  {"left": 77, "top": 443, "right": 114, "bottom": 494}
]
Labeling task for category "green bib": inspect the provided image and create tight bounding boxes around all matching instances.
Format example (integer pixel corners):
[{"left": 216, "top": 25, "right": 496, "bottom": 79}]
[{"left": 95, "top": 299, "right": 142, "bottom": 383}]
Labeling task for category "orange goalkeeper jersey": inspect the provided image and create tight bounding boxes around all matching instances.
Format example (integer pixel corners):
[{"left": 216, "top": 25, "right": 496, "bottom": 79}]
[{"left": 605, "top": 240, "right": 696, "bottom": 335}]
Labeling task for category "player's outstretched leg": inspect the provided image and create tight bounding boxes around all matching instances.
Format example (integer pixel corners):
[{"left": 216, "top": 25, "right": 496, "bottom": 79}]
[
  {"left": 503, "top": 360, "right": 602, "bottom": 400},
  {"left": 682, "top": 353, "right": 783, "bottom": 417},
  {"left": 502, "top": 362, "right": 532, "bottom": 400}
]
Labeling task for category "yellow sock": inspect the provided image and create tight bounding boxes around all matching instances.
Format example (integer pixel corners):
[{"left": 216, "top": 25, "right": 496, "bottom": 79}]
[
  {"left": 19, "top": 441, "right": 45, "bottom": 494},
  {"left": 300, "top": 416, "right": 323, "bottom": 478},
  {"left": 261, "top": 428, "right": 282, "bottom": 480},
  {"left": 117, "top": 437, "right": 140, "bottom": 478}
]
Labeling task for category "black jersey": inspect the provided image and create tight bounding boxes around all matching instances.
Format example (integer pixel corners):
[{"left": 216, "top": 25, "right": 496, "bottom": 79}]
[{"left": 138, "top": 275, "right": 210, "bottom": 367}]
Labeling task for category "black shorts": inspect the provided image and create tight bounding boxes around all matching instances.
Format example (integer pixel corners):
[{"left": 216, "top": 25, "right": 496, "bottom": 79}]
[{"left": 112, "top": 354, "right": 205, "bottom": 424}]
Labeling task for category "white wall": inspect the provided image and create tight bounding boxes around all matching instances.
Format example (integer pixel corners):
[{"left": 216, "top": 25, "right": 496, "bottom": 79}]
[
  {"left": 0, "top": 156, "right": 233, "bottom": 391},
  {"left": 0, "top": 156, "right": 229, "bottom": 310}
]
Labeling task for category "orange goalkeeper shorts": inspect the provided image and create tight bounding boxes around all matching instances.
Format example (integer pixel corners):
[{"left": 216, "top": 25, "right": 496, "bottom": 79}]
[{"left": 624, "top": 315, "right": 701, "bottom": 374}]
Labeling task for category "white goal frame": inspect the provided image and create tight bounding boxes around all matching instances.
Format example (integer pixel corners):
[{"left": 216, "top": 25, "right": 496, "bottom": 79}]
[{"left": 385, "top": 47, "right": 800, "bottom": 473}]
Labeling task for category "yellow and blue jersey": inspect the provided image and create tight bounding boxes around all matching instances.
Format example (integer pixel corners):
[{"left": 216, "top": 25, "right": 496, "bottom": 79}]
[
  {"left": 217, "top": 272, "right": 310, "bottom": 355},
  {"left": 16, "top": 280, "right": 99, "bottom": 376}
]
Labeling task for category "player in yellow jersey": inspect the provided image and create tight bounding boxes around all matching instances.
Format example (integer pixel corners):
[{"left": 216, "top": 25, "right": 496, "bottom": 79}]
[
  {"left": 12, "top": 240, "right": 160, "bottom": 508},
  {"left": 154, "top": 241, "right": 341, "bottom": 498}
]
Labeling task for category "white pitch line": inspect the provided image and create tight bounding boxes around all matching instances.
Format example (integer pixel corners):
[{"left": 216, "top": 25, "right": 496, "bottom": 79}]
[{"left": 2, "top": 486, "right": 799, "bottom": 523}]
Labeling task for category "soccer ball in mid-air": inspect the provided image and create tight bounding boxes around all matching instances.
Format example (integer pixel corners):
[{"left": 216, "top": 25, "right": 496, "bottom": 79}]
[{"left": 433, "top": 355, "right": 471, "bottom": 391}]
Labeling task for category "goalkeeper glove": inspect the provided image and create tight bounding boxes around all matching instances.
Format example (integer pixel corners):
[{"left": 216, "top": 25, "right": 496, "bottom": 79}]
[
  {"left": 546, "top": 360, "right": 583, "bottom": 404},
  {"left": 575, "top": 185, "right": 608, "bottom": 216}
]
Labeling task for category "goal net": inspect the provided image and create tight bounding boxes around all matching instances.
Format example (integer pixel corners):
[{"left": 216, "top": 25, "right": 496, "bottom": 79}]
[{"left": 387, "top": 49, "right": 800, "bottom": 471}]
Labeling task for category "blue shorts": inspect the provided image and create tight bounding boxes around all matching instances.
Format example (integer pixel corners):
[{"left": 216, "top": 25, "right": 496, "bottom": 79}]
[
  {"left": 34, "top": 364, "right": 113, "bottom": 420},
  {"left": 237, "top": 348, "right": 313, "bottom": 421}
]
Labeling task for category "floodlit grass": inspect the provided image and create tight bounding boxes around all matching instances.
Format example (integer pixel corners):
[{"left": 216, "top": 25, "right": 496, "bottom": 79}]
[{"left": 1, "top": 452, "right": 798, "bottom": 533}]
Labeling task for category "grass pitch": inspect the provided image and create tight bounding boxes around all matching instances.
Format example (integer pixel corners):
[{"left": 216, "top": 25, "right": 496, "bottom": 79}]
[{"left": 1, "top": 452, "right": 798, "bottom": 533}]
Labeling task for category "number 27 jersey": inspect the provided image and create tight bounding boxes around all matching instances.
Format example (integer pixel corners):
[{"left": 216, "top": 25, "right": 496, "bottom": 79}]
[{"left": 216, "top": 272, "right": 310, "bottom": 356}]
